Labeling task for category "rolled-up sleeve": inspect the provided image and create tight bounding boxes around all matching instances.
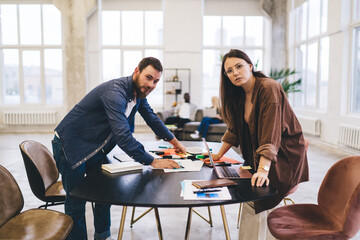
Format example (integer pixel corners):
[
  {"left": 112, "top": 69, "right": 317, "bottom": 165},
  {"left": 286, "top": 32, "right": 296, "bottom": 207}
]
[
  {"left": 222, "top": 129, "right": 239, "bottom": 147},
  {"left": 256, "top": 100, "right": 281, "bottom": 162}
]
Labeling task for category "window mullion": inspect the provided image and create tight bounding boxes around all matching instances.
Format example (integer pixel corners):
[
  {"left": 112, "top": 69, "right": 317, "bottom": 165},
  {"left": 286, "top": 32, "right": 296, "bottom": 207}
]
[
  {"left": 19, "top": 49, "right": 24, "bottom": 104},
  {"left": 40, "top": 5, "right": 45, "bottom": 104}
]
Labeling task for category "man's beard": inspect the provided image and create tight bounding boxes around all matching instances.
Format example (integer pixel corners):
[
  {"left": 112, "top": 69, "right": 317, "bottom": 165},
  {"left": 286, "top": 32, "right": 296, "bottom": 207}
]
[{"left": 133, "top": 75, "right": 153, "bottom": 99}]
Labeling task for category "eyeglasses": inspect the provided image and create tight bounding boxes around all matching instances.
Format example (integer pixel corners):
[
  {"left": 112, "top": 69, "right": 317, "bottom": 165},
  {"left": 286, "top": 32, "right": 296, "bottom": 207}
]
[{"left": 224, "top": 63, "right": 244, "bottom": 76}]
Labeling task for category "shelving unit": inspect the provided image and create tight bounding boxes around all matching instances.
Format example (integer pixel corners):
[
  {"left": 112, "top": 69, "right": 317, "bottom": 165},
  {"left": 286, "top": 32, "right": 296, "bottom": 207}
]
[{"left": 162, "top": 68, "right": 191, "bottom": 109}]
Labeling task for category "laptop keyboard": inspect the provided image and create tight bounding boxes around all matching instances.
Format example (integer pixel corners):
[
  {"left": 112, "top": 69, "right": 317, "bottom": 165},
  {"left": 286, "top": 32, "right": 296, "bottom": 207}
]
[{"left": 218, "top": 166, "right": 240, "bottom": 178}]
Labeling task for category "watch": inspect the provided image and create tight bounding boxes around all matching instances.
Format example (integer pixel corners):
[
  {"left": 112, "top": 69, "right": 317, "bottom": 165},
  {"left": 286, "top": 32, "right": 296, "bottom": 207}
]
[{"left": 258, "top": 165, "right": 270, "bottom": 172}]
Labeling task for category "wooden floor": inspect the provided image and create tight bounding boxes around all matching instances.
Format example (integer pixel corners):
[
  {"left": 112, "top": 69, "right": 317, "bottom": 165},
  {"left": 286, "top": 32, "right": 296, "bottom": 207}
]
[{"left": 1, "top": 130, "right": 359, "bottom": 240}]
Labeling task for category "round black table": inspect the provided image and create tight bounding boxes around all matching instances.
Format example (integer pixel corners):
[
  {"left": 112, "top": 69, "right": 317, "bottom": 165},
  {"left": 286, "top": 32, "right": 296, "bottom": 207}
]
[{"left": 70, "top": 141, "right": 276, "bottom": 240}]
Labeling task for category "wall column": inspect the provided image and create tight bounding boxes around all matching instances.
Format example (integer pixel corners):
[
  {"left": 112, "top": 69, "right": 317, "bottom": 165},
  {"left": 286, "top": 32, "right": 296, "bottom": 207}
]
[{"left": 54, "top": 0, "right": 96, "bottom": 111}]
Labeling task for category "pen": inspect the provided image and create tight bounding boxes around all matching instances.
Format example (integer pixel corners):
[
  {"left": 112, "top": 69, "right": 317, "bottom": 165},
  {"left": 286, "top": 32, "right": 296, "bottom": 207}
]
[{"left": 193, "top": 188, "right": 221, "bottom": 193}]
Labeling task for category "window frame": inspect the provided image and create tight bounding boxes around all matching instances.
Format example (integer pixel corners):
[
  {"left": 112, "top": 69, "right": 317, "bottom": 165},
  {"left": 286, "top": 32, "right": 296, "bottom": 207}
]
[
  {"left": 0, "top": 3, "right": 64, "bottom": 106},
  {"left": 290, "top": 0, "right": 329, "bottom": 110},
  {"left": 202, "top": 15, "right": 268, "bottom": 107},
  {"left": 100, "top": 10, "right": 164, "bottom": 108}
]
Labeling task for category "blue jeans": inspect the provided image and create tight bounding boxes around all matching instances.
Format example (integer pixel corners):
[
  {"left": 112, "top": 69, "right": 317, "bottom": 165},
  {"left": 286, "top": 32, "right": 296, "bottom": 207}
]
[
  {"left": 52, "top": 135, "right": 111, "bottom": 240},
  {"left": 198, "top": 117, "right": 222, "bottom": 138}
]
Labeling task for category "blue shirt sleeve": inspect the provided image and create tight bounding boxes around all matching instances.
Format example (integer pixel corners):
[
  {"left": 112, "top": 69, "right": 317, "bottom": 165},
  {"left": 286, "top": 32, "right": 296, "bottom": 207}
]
[{"left": 100, "top": 90, "right": 154, "bottom": 165}]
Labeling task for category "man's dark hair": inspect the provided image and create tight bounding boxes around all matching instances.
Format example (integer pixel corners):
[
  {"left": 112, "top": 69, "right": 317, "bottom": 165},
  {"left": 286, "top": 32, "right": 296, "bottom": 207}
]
[
  {"left": 183, "top": 93, "right": 190, "bottom": 103},
  {"left": 138, "top": 57, "right": 163, "bottom": 73}
]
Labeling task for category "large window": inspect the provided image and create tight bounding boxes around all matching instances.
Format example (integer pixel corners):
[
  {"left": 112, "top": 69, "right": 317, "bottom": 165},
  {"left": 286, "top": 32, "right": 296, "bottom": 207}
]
[
  {"left": 292, "top": 0, "right": 329, "bottom": 110},
  {"left": 202, "top": 15, "right": 265, "bottom": 106},
  {"left": 351, "top": 0, "right": 360, "bottom": 113},
  {"left": 0, "top": 4, "right": 63, "bottom": 105},
  {"left": 101, "top": 11, "right": 163, "bottom": 107}
]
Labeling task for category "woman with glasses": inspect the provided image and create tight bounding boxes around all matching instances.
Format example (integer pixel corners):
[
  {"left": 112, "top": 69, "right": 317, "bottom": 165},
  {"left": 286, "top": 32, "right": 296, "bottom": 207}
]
[{"left": 212, "top": 49, "right": 309, "bottom": 239}]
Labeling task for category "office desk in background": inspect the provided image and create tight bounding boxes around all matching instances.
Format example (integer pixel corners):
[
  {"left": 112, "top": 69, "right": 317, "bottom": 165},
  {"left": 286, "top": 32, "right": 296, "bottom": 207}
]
[{"left": 70, "top": 141, "right": 276, "bottom": 240}]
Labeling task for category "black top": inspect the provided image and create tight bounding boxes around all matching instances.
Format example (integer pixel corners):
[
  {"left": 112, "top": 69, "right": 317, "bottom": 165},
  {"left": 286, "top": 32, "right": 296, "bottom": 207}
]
[{"left": 70, "top": 141, "right": 276, "bottom": 208}]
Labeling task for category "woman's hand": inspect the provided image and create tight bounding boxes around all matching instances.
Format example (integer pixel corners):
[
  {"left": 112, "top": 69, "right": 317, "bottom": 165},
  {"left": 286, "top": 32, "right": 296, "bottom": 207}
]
[
  {"left": 211, "top": 152, "right": 222, "bottom": 161},
  {"left": 251, "top": 168, "right": 270, "bottom": 187}
]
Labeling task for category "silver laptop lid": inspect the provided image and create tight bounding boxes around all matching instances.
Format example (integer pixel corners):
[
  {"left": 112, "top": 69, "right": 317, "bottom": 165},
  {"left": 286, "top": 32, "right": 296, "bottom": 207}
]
[{"left": 202, "top": 138, "right": 216, "bottom": 168}]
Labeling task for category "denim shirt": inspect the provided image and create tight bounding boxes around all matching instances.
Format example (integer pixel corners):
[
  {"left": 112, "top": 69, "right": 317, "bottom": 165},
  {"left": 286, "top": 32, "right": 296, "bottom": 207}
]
[{"left": 55, "top": 75, "right": 174, "bottom": 169}]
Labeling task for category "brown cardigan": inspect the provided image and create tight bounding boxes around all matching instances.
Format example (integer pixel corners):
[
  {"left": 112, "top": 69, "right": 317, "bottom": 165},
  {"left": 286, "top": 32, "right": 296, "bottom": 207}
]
[{"left": 222, "top": 77, "right": 309, "bottom": 213}]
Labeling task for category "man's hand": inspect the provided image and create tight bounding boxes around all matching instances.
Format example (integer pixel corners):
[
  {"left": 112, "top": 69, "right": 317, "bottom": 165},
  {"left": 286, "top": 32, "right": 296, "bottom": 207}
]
[
  {"left": 169, "top": 138, "right": 186, "bottom": 154},
  {"left": 151, "top": 159, "right": 180, "bottom": 169}
]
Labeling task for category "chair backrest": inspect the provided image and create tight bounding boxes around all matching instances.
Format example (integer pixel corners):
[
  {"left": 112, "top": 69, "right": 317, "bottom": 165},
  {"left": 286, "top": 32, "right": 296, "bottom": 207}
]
[
  {"left": 0, "top": 165, "right": 24, "bottom": 228},
  {"left": 318, "top": 155, "right": 360, "bottom": 237},
  {"left": 19, "top": 140, "right": 59, "bottom": 201}
]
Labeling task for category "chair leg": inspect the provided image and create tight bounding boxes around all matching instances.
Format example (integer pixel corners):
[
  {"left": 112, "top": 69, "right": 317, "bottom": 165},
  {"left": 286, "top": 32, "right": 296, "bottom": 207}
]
[
  {"left": 130, "top": 207, "right": 154, "bottom": 227},
  {"left": 283, "top": 197, "right": 295, "bottom": 205},
  {"left": 237, "top": 203, "right": 244, "bottom": 229}
]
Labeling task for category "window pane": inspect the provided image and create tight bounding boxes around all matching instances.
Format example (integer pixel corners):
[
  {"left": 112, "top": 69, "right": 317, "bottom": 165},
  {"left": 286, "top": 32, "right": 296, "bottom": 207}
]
[
  {"left": 306, "top": 42, "right": 318, "bottom": 107},
  {"left": 122, "top": 11, "right": 143, "bottom": 46},
  {"left": 19, "top": 5, "right": 41, "bottom": 45},
  {"left": 245, "top": 16, "right": 263, "bottom": 46},
  {"left": 321, "top": 0, "right": 328, "bottom": 33},
  {"left": 351, "top": 27, "right": 360, "bottom": 113},
  {"left": 246, "top": 50, "right": 263, "bottom": 71},
  {"left": 319, "top": 37, "right": 329, "bottom": 110},
  {"left": 43, "top": 5, "right": 62, "bottom": 45},
  {"left": 23, "top": 50, "right": 41, "bottom": 103},
  {"left": 295, "top": 45, "right": 306, "bottom": 106},
  {"left": 123, "top": 51, "right": 142, "bottom": 76},
  {"left": 0, "top": 5, "right": 18, "bottom": 45},
  {"left": 296, "top": 2, "right": 308, "bottom": 42},
  {"left": 355, "top": 0, "right": 360, "bottom": 20},
  {"left": 44, "top": 49, "right": 62, "bottom": 104},
  {"left": 308, "top": 0, "right": 321, "bottom": 38},
  {"left": 145, "top": 50, "right": 163, "bottom": 107},
  {"left": 145, "top": 12, "right": 163, "bottom": 45},
  {"left": 202, "top": 49, "right": 221, "bottom": 106},
  {"left": 102, "top": 49, "right": 121, "bottom": 81},
  {"left": 102, "top": 11, "right": 120, "bottom": 45},
  {"left": 223, "top": 16, "right": 243, "bottom": 46},
  {"left": 2, "top": 49, "right": 20, "bottom": 104},
  {"left": 203, "top": 16, "right": 221, "bottom": 46}
]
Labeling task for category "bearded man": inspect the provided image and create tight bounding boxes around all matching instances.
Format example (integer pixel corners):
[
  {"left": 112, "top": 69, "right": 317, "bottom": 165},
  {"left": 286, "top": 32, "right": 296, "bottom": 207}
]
[{"left": 52, "top": 57, "right": 186, "bottom": 240}]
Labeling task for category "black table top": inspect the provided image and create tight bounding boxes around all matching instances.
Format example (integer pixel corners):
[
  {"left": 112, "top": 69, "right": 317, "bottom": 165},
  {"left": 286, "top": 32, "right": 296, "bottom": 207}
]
[{"left": 70, "top": 141, "right": 276, "bottom": 208}]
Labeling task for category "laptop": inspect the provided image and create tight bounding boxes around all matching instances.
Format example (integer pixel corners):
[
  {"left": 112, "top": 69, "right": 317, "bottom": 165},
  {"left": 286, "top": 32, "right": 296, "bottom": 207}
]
[{"left": 202, "top": 138, "right": 252, "bottom": 180}]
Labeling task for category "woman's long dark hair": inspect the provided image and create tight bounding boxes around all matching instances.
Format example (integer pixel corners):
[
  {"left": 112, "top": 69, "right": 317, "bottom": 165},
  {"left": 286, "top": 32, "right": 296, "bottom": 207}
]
[{"left": 220, "top": 49, "right": 268, "bottom": 129}]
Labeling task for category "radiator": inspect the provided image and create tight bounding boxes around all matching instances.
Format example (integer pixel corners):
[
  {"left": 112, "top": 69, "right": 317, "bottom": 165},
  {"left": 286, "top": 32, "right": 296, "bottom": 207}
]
[
  {"left": 339, "top": 124, "right": 360, "bottom": 150},
  {"left": 134, "top": 113, "right": 146, "bottom": 126},
  {"left": 3, "top": 111, "right": 57, "bottom": 125},
  {"left": 297, "top": 115, "right": 321, "bottom": 136}
]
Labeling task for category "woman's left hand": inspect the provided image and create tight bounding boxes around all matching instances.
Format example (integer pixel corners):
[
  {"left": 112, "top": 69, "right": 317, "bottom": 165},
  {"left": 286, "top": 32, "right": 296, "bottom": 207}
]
[{"left": 251, "top": 170, "right": 270, "bottom": 187}]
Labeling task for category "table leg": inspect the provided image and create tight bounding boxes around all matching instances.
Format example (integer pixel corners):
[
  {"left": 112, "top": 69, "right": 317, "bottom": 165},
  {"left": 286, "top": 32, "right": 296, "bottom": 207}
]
[
  {"left": 154, "top": 207, "right": 163, "bottom": 240},
  {"left": 118, "top": 206, "right": 127, "bottom": 240},
  {"left": 220, "top": 205, "right": 231, "bottom": 240},
  {"left": 184, "top": 207, "right": 193, "bottom": 240}
]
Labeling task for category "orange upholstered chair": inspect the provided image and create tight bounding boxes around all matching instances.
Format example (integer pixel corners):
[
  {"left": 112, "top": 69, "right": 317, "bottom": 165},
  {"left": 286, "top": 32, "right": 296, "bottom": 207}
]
[{"left": 267, "top": 155, "right": 360, "bottom": 240}]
